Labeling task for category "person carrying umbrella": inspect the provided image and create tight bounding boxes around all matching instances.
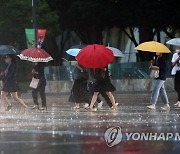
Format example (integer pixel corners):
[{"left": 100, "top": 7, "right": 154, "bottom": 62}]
[
  {"left": 147, "top": 53, "right": 170, "bottom": 110},
  {"left": 86, "top": 67, "right": 117, "bottom": 111},
  {"left": 135, "top": 41, "right": 171, "bottom": 110},
  {"left": 76, "top": 44, "right": 117, "bottom": 111},
  {"left": 69, "top": 63, "right": 89, "bottom": 109},
  {"left": 18, "top": 45, "right": 53, "bottom": 111},
  {"left": 85, "top": 67, "right": 118, "bottom": 109},
  {"left": 0, "top": 54, "right": 28, "bottom": 111},
  {"left": 171, "top": 46, "right": 180, "bottom": 107},
  {"left": 31, "top": 62, "right": 47, "bottom": 110}
]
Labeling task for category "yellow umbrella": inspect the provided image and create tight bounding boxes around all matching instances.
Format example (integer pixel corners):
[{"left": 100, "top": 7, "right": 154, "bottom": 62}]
[{"left": 135, "top": 41, "right": 171, "bottom": 53}]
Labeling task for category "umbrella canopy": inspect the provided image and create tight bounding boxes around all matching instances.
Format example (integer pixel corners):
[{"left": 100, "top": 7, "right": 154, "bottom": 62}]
[
  {"left": 66, "top": 49, "right": 81, "bottom": 57},
  {"left": 106, "top": 46, "right": 125, "bottom": 57},
  {"left": 0, "top": 45, "right": 20, "bottom": 55},
  {"left": 18, "top": 48, "right": 53, "bottom": 62},
  {"left": 76, "top": 44, "right": 114, "bottom": 68},
  {"left": 166, "top": 38, "right": 180, "bottom": 46},
  {"left": 135, "top": 41, "right": 171, "bottom": 53},
  {"left": 65, "top": 44, "right": 86, "bottom": 57}
]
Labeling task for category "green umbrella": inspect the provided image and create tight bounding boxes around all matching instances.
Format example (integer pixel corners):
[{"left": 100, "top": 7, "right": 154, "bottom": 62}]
[{"left": 0, "top": 45, "right": 20, "bottom": 55}]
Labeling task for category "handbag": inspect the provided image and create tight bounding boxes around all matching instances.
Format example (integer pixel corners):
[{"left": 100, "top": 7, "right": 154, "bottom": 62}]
[
  {"left": 150, "top": 70, "right": 159, "bottom": 78},
  {"left": 29, "top": 77, "right": 39, "bottom": 89}
]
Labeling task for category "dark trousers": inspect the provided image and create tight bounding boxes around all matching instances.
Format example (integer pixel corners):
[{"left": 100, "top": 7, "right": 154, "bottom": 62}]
[
  {"left": 175, "top": 71, "right": 180, "bottom": 101},
  {"left": 88, "top": 82, "right": 112, "bottom": 107},
  {"left": 32, "top": 79, "right": 47, "bottom": 107}
]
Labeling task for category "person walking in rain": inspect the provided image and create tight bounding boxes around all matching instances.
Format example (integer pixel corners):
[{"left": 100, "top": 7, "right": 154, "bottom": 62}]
[
  {"left": 31, "top": 62, "right": 47, "bottom": 110},
  {"left": 86, "top": 67, "right": 117, "bottom": 111},
  {"left": 171, "top": 47, "right": 180, "bottom": 107},
  {"left": 85, "top": 67, "right": 118, "bottom": 109},
  {"left": 147, "top": 53, "right": 170, "bottom": 110},
  {"left": 69, "top": 63, "right": 89, "bottom": 109},
  {"left": 0, "top": 54, "right": 28, "bottom": 111}
]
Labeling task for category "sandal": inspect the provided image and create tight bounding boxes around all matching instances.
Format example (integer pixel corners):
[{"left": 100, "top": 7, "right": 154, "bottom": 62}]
[
  {"left": 6, "top": 104, "right": 12, "bottom": 111},
  {"left": 111, "top": 106, "right": 117, "bottom": 111},
  {"left": 85, "top": 107, "right": 97, "bottom": 111},
  {"left": 73, "top": 106, "right": 80, "bottom": 109}
]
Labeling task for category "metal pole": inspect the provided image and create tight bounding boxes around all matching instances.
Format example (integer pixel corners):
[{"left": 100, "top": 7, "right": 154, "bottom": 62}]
[
  {"left": 32, "top": 0, "right": 36, "bottom": 29},
  {"left": 32, "top": 0, "right": 37, "bottom": 47}
]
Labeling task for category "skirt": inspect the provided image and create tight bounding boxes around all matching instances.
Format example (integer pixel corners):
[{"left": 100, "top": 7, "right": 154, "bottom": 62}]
[
  {"left": 94, "top": 79, "right": 116, "bottom": 93},
  {"left": 69, "top": 79, "right": 89, "bottom": 103},
  {"left": 2, "top": 81, "right": 19, "bottom": 93}
]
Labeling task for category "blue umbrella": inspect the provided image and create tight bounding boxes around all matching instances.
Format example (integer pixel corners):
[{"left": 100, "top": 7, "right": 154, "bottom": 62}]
[
  {"left": 65, "top": 44, "right": 86, "bottom": 57},
  {"left": 66, "top": 48, "right": 81, "bottom": 57},
  {"left": 0, "top": 45, "right": 20, "bottom": 55}
]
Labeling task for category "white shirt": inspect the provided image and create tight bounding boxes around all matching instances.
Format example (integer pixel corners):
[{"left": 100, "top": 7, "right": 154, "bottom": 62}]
[{"left": 171, "top": 51, "right": 180, "bottom": 75}]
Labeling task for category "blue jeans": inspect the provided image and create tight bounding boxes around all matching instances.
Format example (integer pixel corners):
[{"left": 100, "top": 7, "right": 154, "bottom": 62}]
[{"left": 150, "top": 79, "right": 169, "bottom": 105}]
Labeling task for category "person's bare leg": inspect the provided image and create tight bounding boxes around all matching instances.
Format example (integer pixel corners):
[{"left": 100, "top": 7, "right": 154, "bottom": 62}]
[
  {"left": 11, "top": 92, "right": 27, "bottom": 108},
  {"left": 106, "top": 92, "right": 117, "bottom": 110},
  {"left": 0, "top": 91, "right": 8, "bottom": 111},
  {"left": 5, "top": 97, "right": 12, "bottom": 106},
  {"left": 0, "top": 99, "right": 5, "bottom": 111},
  {"left": 89, "top": 92, "right": 99, "bottom": 109},
  {"left": 1, "top": 91, "right": 11, "bottom": 106}
]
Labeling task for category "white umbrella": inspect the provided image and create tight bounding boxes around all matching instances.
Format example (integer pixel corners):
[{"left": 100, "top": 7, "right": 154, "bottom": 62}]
[
  {"left": 106, "top": 46, "right": 125, "bottom": 57},
  {"left": 166, "top": 38, "right": 180, "bottom": 46}
]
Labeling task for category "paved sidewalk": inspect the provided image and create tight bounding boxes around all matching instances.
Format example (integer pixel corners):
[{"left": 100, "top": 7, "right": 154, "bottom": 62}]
[{"left": 20, "top": 91, "right": 177, "bottom": 105}]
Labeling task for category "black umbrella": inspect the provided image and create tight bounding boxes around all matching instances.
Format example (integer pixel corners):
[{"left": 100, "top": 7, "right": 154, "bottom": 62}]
[{"left": 0, "top": 45, "right": 20, "bottom": 55}]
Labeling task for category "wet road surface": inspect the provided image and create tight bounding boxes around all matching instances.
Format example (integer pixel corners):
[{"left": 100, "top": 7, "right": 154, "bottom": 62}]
[{"left": 0, "top": 102, "right": 180, "bottom": 154}]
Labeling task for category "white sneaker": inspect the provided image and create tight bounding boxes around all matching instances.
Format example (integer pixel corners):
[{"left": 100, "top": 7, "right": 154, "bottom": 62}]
[
  {"left": 83, "top": 103, "right": 89, "bottom": 108},
  {"left": 161, "top": 104, "right": 170, "bottom": 111},
  {"left": 97, "top": 101, "right": 103, "bottom": 108},
  {"left": 147, "top": 104, "right": 156, "bottom": 110},
  {"left": 92, "top": 108, "right": 98, "bottom": 111},
  {"left": 115, "top": 102, "right": 119, "bottom": 106}
]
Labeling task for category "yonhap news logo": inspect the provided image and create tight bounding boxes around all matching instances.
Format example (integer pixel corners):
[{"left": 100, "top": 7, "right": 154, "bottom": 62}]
[
  {"left": 104, "top": 126, "right": 122, "bottom": 147},
  {"left": 104, "top": 126, "right": 180, "bottom": 147}
]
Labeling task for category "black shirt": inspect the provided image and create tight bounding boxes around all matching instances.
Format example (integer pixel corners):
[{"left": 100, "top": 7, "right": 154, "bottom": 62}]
[
  {"left": 1, "top": 63, "right": 17, "bottom": 83},
  {"left": 34, "top": 63, "right": 45, "bottom": 79},
  {"left": 156, "top": 57, "right": 167, "bottom": 80}
]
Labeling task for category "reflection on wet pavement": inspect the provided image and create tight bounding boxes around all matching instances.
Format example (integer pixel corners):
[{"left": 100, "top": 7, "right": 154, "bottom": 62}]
[{"left": 0, "top": 102, "right": 179, "bottom": 154}]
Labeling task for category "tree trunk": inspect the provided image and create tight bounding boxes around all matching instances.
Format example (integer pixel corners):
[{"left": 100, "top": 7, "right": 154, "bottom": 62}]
[
  {"left": 138, "top": 27, "right": 155, "bottom": 61},
  {"left": 75, "top": 29, "right": 103, "bottom": 44}
]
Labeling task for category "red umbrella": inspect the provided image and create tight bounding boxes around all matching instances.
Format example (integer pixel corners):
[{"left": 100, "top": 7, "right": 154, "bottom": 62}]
[
  {"left": 17, "top": 48, "right": 53, "bottom": 62},
  {"left": 76, "top": 44, "right": 114, "bottom": 68}
]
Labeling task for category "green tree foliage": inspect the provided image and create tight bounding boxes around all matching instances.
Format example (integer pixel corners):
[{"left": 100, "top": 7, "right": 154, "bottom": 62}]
[
  {"left": 0, "top": 0, "right": 60, "bottom": 86},
  {"left": 0, "top": 0, "right": 60, "bottom": 65},
  {"left": 46, "top": 0, "right": 114, "bottom": 44},
  {"left": 113, "top": 0, "right": 180, "bottom": 61}
]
